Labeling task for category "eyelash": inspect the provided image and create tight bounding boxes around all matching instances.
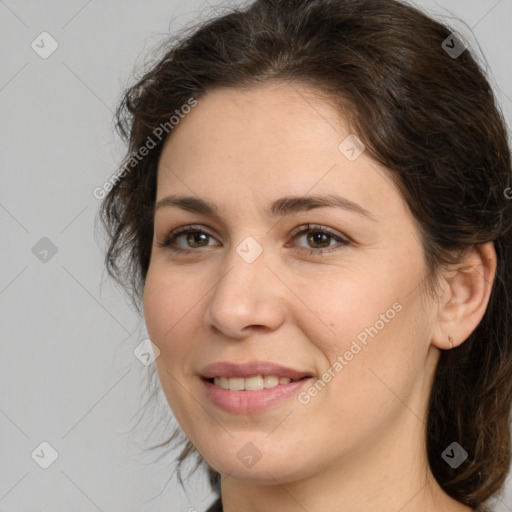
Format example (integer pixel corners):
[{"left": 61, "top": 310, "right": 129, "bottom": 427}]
[{"left": 156, "top": 223, "right": 350, "bottom": 257}]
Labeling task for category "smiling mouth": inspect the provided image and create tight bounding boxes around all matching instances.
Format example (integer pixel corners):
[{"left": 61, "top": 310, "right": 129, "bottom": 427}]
[{"left": 206, "top": 375, "right": 310, "bottom": 391}]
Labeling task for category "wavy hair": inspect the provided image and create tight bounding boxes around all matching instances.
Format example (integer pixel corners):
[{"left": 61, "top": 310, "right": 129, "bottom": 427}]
[{"left": 98, "top": 1, "right": 512, "bottom": 509}]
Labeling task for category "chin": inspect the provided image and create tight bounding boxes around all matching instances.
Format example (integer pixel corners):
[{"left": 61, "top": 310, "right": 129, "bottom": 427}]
[{"left": 200, "top": 441, "right": 318, "bottom": 485}]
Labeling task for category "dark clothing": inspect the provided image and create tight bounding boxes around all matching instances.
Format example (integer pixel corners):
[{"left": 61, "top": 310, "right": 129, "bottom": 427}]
[{"left": 205, "top": 497, "right": 222, "bottom": 512}]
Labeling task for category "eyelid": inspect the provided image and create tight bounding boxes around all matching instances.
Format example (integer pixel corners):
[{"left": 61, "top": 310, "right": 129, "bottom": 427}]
[
  {"left": 287, "top": 223, "right": 350, "bottom": 252},
  {"left": 289, "top": 223, "right": 347, "bottom": 240},
  {"left": 157, "top": 224, "right": 219, "bottom": 249}
]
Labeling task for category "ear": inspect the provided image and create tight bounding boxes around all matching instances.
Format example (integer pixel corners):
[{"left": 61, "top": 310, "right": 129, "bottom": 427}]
[{"left": 430, "top": 242, "right": 497, "bottom": 350}]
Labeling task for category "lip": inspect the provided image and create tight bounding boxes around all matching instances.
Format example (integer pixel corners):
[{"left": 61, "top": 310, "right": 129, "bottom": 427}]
[
  {"left": 199, "top": 361, "right": 314, "bottom": 414},
  {"left": 200, "top": 361, "right": 312, "bottom": 381},
  {"left": 202, "top": 377, "right": 313, "bottom": 414}
]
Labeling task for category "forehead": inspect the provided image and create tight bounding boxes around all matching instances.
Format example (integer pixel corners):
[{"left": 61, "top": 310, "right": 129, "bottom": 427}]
[
  {"left": 162, "top": 83, "right": 346, "bottom": 156},
  {"left": 156, "top": 83, "right": 404, "bottom": 221}
]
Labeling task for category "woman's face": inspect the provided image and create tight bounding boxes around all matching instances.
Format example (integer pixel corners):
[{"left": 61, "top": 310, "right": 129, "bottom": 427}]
[{"left": 143, "top": 83, "right": 440, "bottom": 484}]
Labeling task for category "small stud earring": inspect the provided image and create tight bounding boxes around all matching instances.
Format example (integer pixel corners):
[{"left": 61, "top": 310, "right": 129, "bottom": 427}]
[{"left": 448, "top": 336, "right": 454, "bottom": 349}]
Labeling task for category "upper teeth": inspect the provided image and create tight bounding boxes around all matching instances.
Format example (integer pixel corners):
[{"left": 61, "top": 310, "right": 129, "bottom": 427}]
[{"left": 213, "top": 375, "right": 292, "bottom": 391}]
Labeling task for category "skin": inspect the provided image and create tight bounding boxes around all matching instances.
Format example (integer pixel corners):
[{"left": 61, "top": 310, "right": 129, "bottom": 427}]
[{"left": 143, "top": 82, "right": 496, "bottom": 512}]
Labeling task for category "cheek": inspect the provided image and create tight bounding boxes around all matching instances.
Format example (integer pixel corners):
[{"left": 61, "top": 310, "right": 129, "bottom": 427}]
[
  {"left": 298, "top": 266, "right": 401, "bottom": 351},
  {"left": 143, "top": 266, "right": 191, "bottom": 364},
  {"left": 143, "top": 269, "right": 167, "bottom": 346},
  {"left": 143, "top": 267, "right": 202, "bottom": 423},
  {"left": 301, "top": 257, "right": 430, "bottom": 401},
  {"left": 322, "top": 285, "right": 431, "bottom": 411},
  {"left": 295, "top": 301, "right": 430, "bottom": 461}
]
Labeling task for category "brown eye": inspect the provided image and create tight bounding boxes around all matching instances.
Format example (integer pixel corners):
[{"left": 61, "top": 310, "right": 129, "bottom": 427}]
[
  {"left": 157, "top": 225, "right": 219, "bottom": 252},
  {"left": 185, "top": 232, "right": 210, "bottom": 248},
  {"left": 290, "top": 224, "right": 350, "bottom": 256},
  {"left": 306, "top": 231, "right": 332, "bottom": 249}
]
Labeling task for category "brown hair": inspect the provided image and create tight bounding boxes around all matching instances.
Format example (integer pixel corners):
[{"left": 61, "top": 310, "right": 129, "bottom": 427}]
[{"left": 98, "top": 0, "right": 512, "bottom": 509}]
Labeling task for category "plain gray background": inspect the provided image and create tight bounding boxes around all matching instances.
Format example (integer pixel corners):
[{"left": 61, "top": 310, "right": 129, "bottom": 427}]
[{"left": 1, "top": 1, "right": 511, "bottom": 511}]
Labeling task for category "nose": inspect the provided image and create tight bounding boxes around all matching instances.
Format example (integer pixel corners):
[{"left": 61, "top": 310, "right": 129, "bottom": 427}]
[{"left": 203, "top": 240, "right": 286, "bottom": 340}]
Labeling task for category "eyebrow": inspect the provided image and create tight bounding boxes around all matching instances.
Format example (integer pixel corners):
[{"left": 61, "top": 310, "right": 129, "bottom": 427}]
[{"left": 154, "top": 193, "right": 376, "bottom": 221}]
